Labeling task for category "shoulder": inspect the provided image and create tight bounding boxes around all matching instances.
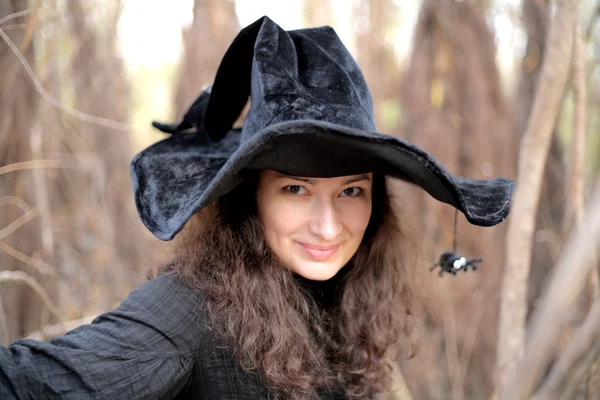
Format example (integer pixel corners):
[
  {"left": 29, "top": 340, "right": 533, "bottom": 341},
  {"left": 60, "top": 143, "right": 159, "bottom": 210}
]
[
  {"left": 129, "top": 272, "right": 206, "bottom": 309},
  {"left": 87, "top": 272, "right": 212, "bottom": 352}
]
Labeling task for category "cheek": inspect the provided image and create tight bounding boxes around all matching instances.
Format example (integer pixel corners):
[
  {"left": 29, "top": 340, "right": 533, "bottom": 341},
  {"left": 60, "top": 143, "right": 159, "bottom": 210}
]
[
  {"left": 258, "top": 197, "right": 304, "bottom": 245},
  {"left": 341, "top": 200, "right": 372, "bottom": 237}
]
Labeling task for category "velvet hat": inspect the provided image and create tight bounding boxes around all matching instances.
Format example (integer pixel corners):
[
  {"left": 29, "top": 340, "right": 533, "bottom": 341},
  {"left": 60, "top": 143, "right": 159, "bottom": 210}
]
[{"left": 131, "top": 16, "right": 515, "bottom": 241}]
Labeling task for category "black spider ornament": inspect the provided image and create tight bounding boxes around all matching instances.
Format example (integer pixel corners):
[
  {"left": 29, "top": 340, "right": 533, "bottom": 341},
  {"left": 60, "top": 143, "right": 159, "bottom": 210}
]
[
  {"left": 429, "top": 251, "right": 483, "bottom": 277},
  {"left": 429, "top": 210, "right": 483, "bottom": 277}
]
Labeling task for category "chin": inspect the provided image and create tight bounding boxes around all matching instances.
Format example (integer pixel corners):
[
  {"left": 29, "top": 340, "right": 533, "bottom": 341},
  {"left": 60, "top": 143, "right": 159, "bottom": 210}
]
[{"left": 292, "top": 261, "right": 343, "bottom": 281}]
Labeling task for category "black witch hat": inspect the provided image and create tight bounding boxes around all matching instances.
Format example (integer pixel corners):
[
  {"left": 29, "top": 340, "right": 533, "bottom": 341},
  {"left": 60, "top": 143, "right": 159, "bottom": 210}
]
[{"left": 131, "top": 16, "right": 515, "bottom": 242}]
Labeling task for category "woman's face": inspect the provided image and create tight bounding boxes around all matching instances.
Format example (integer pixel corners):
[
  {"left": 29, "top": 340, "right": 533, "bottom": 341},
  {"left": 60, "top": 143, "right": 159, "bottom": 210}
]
[{"left": 256, "top": 170, "right": 373, "bottom": 281}]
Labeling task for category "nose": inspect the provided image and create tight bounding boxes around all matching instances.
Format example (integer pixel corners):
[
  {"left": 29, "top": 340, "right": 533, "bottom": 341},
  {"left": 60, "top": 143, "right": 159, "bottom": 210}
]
[{"left": 308, "top": 197, "right": 343, "bottom": 241}]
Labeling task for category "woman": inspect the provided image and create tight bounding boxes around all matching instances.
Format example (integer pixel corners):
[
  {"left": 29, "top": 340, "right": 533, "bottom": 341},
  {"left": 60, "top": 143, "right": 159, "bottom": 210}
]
[{"left": 0, "top": 16, "right": 514, "bottom": 399}]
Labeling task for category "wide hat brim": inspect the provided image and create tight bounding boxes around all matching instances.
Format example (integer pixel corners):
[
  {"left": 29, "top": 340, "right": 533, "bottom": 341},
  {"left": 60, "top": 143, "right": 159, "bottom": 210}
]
[{"left": 131, "top": 119, "right": 515, "bottom": 241}]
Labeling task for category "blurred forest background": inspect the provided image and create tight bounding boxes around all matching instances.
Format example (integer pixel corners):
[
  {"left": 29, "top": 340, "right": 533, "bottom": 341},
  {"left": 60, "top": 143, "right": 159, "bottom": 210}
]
[{"left": 1, "top": 0, "right": 600, "bottom": 399}]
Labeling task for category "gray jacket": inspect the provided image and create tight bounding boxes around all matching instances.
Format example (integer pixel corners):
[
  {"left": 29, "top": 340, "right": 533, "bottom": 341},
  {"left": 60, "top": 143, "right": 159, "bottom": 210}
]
[{"left": 0, "top": 274, "right": 348, "bottom": 399}]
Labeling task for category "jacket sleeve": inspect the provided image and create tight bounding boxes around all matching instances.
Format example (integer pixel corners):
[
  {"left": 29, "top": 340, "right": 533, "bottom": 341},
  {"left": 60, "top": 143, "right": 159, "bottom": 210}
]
[{"left": 0, "top": 273, "right": 208, "bottom": 400}]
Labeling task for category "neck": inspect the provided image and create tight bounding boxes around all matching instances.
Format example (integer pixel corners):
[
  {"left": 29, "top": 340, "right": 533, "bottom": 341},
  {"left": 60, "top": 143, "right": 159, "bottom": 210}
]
[{"left": 292, "top": 265, "right": 352, "bottom": 311}]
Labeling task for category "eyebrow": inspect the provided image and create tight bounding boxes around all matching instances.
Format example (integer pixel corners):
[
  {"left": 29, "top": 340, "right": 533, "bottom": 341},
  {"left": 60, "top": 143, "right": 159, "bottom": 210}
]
[
  {"left": 342, "top": 174, "right": 371, "bottom": 185},
  {"left": 275, "top": 173, "right": 371, "bottom": 185}
]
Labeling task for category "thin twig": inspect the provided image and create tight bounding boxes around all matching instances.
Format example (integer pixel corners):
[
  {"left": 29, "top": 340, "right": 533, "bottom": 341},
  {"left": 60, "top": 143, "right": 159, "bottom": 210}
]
[
  {"left": 31, "top": 123, "right": 54, "bottom": 255},
  {"left": 458, "top": 293, "right": 486, "bottom": 390},
  {"left": 440, "top": 281, "right": 464, "bottom": 400},
  {"left": 530, "top": 298, "right": 600, "bottom": 400},
  {"left": 0, "top": 196, "right": 31, "bottom": 212},
  {"left": 567, "top": 3, "right": 588, "bottom": 238},
  {"left": 0, "top": 271, "right": 65, "bottom": 323},
  {"left": 534, "top": 229, "right": 562, "bottom": 262},
  {"left": 0, "top": 23, "right": 27, "bottom": 31},
  {"left": 0, "top": 27, "right": 129, "bottom": 132},
  {"left": 0, "top": 206, "right": 40, "bottom": 242},
  {"left": 0, "top": 8, "right": 58, "bottom": 26},
  {"left": 18, "top": 0, "right": 42, "bottom": 53},
  {"left": 0, "top": 241, "right": 56, "bottom": 275},
  {"left": 502, "top": 181, "right": 600, "bottom": 399},
  {"left": 0, "top": 159, "right": 61, "bottom": 176}
]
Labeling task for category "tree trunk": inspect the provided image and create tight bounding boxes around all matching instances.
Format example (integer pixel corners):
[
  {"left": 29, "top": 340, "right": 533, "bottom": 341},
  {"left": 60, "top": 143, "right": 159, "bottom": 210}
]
[
  {"left": 175, "top": 0, "right": 239, "bottom": 118},
  {"left": 0, "top": 0, "right": 57, "bottom": 344},
  {"left": 398, "top": 1, "right": 516, "bottom": 398},
  {"left": 62, "top": 1, "right": 153, "bottom": 313},
  {"left": 516, "top": 0, "right": 567, "bottom": 318},
  {"left": 353, "top": 0, "right": 402, "bottom": 134},
  {"left": 496, "top": 0, "right": 577, "bottom": 395},
  {"left": 303, "top": 0, "right": 332, "bottom": 28}
]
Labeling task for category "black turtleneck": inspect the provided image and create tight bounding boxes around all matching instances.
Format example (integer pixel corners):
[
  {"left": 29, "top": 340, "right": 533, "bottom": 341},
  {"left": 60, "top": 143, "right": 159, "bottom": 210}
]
[{"left": 292, "top": 265, "right": 352, "bottom": 311}]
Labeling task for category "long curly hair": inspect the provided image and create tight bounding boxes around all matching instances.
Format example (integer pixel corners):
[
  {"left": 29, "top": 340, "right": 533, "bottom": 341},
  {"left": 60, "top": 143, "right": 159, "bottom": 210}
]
[{"left": 155, "top": 172, "right": 417, "bottom": 399}]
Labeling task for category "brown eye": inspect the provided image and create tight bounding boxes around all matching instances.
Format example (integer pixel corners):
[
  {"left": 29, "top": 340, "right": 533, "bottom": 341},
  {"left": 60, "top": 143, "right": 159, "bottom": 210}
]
[
  {"left": 340, "top": 187, "right": 363, "bottom": 197},
  {"left": 285, "top": 185, "right": 306, "bottom": 195}
]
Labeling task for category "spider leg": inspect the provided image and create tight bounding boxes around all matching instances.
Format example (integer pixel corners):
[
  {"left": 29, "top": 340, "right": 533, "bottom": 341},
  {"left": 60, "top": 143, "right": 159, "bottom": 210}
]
[
  {"left": 464, "top": 258, "right": 482, "bottom": 272},
  {"left": 430, "top": 262, "right": 441, "bottom": 272}
]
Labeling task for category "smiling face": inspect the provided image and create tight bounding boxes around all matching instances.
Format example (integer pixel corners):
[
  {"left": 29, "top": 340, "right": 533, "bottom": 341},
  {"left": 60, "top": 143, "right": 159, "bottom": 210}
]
[{"left": 255, "top": 170, "right": 373, "bottom": 281}]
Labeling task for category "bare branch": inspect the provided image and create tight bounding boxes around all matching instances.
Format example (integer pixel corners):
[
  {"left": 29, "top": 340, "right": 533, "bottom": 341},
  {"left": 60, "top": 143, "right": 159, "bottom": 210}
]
[
  {"left": 31, "top": 123, "right": 54, "bottom": 255},
  {"left": 496, "top": 0, "right": 577, "bottom": 393},
  {"left": 0, "top": 241, "right": 55, "bottom": 275},
  {"left": 570, "top": 14, "right": 600, "bottom": 399},
  {"left": 0, "top": 27, "right": 129, "bottom": 132},
  {"left": 0, "top": 206, "right": 40, "bottom": 241},
  {"left": 0, "top": 271, "right": 65, "bottom": 323},
  {"left": 567, "top": 7, "right": 587, "bottom": 231},
  {"left": 18, "top": 0, "right": 41, "bottom": 53},
  {"left": 501, "top": 181, "right": 600, "bottom": 399},
  {"left": 441, "top": 283, "right": 464, "bottom": 400},
  {"left": 0, "top": 159, "right": 61, "bottom": 176},
  {"left": 530, "top": 298, "right": 600, "bottom": 400},
  {"left": 458, "top": 298, "right": 486, "bottom": 389},
  {"left": 0, "top": 23, "right": 26, "bottom": 31},
  {"left": 0, "top": 8, "right": 58, "bottom": 27},
  {"left": 0, "top": 196, "right": 31, "bottom": 212}
]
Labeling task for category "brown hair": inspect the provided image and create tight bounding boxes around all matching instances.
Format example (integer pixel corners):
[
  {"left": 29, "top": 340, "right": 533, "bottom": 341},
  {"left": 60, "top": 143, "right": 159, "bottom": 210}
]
[{"left": 156, "top": 172, "right": 417, "bottom": 399}]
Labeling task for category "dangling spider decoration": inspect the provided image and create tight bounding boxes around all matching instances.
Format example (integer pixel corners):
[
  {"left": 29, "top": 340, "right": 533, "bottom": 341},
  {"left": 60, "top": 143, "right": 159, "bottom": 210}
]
[
  {"left": 429, "top": 210, "right": 483, "bottom": 277},
  {"left": 429, "top": 251, "right": 482, "bottom": 277}
]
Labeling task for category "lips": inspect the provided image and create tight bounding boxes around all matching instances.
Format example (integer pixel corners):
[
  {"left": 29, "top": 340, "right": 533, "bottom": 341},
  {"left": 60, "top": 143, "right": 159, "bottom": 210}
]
[{"left": 296, "top": 242, "right": 340, "bottom": 260}]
